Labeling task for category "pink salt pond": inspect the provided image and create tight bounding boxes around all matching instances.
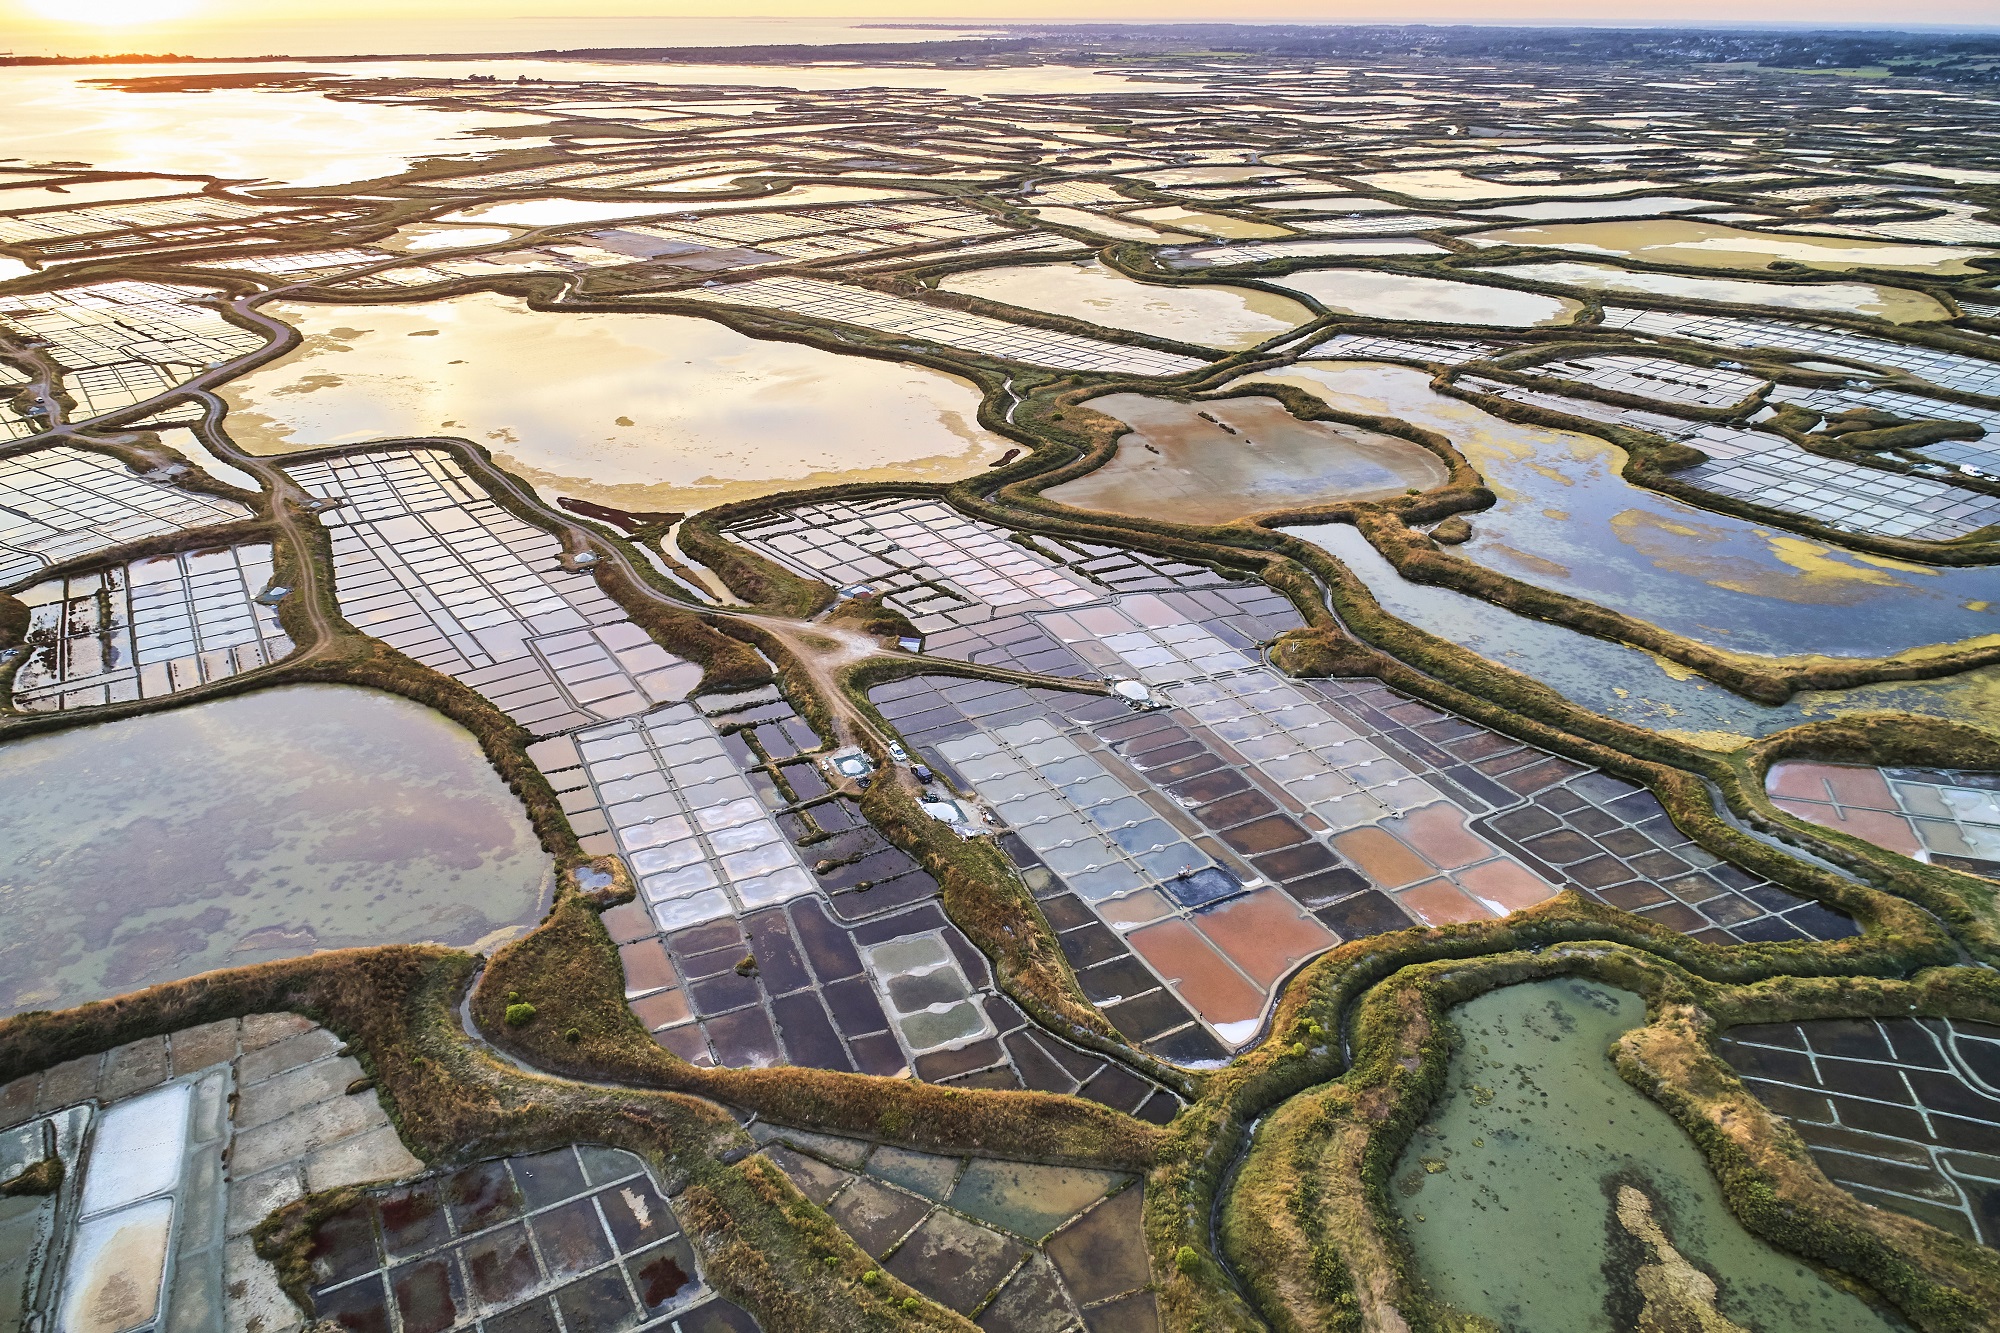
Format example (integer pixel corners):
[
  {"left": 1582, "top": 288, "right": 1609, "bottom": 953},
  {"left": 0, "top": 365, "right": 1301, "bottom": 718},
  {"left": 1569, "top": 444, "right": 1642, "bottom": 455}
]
[
  {"left": 1765, "top": 760, "right": 1931, "bottom": 859},
  {"left": 1127, "top": 887, "right": 1336, "bottom": 1048},
  {"left": 1332, "top": 801, "right": 1561, "bottom": 924}
]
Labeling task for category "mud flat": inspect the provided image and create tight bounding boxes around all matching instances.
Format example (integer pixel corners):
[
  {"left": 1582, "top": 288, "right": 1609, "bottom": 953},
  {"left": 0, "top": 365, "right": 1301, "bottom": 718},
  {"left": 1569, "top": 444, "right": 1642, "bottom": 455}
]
[
  {"left": 219, "top": 290, "right": 1012, "bottom": 512},
  {"left": 1044, "top": 391, "right": 1448, "bottom": 523},
  {"left": 0, "top": 685, "right": 550, "bottom": 1018}
]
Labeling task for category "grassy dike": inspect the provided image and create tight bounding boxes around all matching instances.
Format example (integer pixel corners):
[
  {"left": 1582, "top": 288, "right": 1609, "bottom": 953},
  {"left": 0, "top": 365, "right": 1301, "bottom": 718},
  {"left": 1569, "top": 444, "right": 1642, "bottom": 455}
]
[
  {"left": 0, "top": 942, "right": 977, "bottom": 1333},
  {"left": 1213, "top": 939, "right": 2000, "bottom": 1332},
  {"left": 901, "top": 382, "right": 2000, "bottom": 958},
  {"left": 466, "top": 887, "right": 1160, "bottom": 1171}
]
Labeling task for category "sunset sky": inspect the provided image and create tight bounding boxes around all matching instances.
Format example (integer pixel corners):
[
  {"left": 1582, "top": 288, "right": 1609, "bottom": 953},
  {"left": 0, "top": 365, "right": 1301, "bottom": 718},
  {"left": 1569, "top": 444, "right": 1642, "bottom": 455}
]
[{"left": 1, "top": 0, "right": 1992, "bottom": 55}]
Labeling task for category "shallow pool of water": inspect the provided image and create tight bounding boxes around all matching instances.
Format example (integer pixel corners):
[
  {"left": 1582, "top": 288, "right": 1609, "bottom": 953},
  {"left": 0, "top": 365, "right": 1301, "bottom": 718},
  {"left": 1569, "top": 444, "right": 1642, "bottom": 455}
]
[
  {"left": 0, "top": 64, "right": 550, "bottom": 188},
  {"left": 1285, "top": 521, "right": 1999, "bottom": 745},
  {"left": 1467, "top": 219, "right": 1996, "bottom": 275},
  {"left": 1475, "top": 260, "right": 1950, "bottom": 324},
  {"left": 382, "top": 224, "right": 520, "bottom": 254},
  {"left": 1267, "top": 269, "right": 1581, "bottom": 328},
  {"left": 0, "top": 685, "right": 550, "bottom": 1018},
  {"left": 1046, "top": 391, "right": 1447, "bottom": 522},
  {"left": 219, "top": 290, "right": 1010, "bottom": 511},
  {"left": 1166, "top": 239, "right": 1448, "bottom": 269},
  {"left": 442, "top": 184, "right": 921, "bottom": 227},
  {"left": 1393, "top": 978, "right": 1903, "bottom": 1333},
  {"left": 1465, "top": 196, "right": 1724, "bottom": 222},
  {"left": 939, "top": 260, "right": 1312, "bottom": 350},
  {"left": 1125, "top": 206, "right": 1294, "bottom": 240},
  {"left": 1124, "top": 165, "right": 1294, "bottom": 187},
  {"left": 1025, "top": 206, "right": 1198, "bottom": 244},
  {"left": 1353, "top": 170, "right": 1663, "bottom": 201},
  {"left": 1246, "top": 362, "right": 1999, "bottom": 659}
]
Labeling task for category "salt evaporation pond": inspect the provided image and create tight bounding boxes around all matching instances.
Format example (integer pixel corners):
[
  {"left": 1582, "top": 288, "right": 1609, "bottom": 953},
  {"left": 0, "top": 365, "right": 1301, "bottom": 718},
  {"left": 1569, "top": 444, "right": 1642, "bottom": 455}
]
[
  {"left": 0, "top": 685, "right": 550, "bottom": 1018},
  {"left": 939, "top": 260, "right": 1312, "bottom": 350},
  {"left": 1474, "top": 260, "right": 1949, "bottom": 323},
  {"left": 1267, "top": 269, "right": 1581, "bottom": 327},
  {"left": 1286, "top": 522, "right": 2000, "bottom": 745},
  {"left": 1467, "top": 218, "right": 1996, "bottom": 275},
  {"left": 1245, "top": 362, "right": 1999, "bottom": 660},
  {"left": 1393, "top": 979, "right": 1904, "bottom": 1332},
  {"left": 219, "top": 290, "right": 1011, "bottom": 512},
  {"left": 1047, "top": 392, "right": 1447, "bottom": 523}
]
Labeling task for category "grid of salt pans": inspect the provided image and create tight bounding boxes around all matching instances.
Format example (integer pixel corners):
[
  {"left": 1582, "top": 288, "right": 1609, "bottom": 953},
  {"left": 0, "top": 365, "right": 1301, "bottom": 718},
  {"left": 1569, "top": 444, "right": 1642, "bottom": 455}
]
[
  {"left": 1679, "top": 426, "right": 2000, "bottom": 540},
  {"left": 569, "top": 703, "right": 816, "bottom": 932},
  {"left": 675, "top": 275, "right": 1208, "bottom": 376},
  {"left": 0, "top": 446, "right": 249, "bottom": 588},
  {"left": 288, "top": 449, "right": 699, "bottom": 736},
  {"left": 1289, "top": 213, "right": 1468, "bottom": 235},
  {"left": 0, "top": 281, "right": 267, "bottom": 419},
  {"left": 12, "top": 543, "right": 291, "bottom": 712},
  {"left": 1524, "top": 355, "right": 1767, "bottom": 408},
  {"left": 1305, "top": 333, "right": 1498, "bottom": 364},
  {"left": 0, "top": 195, "right": 277, "bottom": 244},
  {"left": 1598, "top": 306, "right": 2000, "bottom": 398},
  {"left": 1038, "top": 595, "right": 1258, "bottom": 687},
  {"left": 938, "top": 720, "right": 1223, "bottom": 906},
  {"left": 725, "top": 496, "right": 1097, "bottom": 632},
  {"left": 1457, "top": 375, "right": 1706, "bottom": 439}
]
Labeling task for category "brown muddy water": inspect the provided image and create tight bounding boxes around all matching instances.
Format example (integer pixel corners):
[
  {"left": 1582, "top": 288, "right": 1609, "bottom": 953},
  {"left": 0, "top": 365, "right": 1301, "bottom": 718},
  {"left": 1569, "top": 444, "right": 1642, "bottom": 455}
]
[{"left": 1045, "top": 391, "right": 1448, "bottom": 523}]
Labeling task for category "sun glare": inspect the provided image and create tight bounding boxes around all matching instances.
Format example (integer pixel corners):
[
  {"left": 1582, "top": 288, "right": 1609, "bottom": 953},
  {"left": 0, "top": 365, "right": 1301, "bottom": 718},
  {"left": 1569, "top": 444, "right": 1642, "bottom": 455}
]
[{"left": 21, "top": 0, "right": 200, "bottom": 25}]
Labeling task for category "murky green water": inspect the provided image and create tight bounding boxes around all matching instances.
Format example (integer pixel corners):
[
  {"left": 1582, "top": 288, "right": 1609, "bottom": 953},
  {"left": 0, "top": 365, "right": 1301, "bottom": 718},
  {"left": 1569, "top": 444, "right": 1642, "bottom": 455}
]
[
  {"left": 0, "top": 685, "right": 550, "bottom": 1018},
  {"left": 1393, "top": 979, "right": 1904, "bottom": 1332},
  {"left": 1247, "top": 362, "right": 1999, "bottom": 660}
]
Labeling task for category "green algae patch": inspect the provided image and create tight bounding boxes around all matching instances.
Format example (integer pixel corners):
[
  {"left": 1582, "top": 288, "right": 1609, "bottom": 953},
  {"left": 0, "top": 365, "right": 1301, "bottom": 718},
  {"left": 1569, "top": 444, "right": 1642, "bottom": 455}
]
[{"left": 1393, "top": 978, "right": 1901, "bottom": 1332}]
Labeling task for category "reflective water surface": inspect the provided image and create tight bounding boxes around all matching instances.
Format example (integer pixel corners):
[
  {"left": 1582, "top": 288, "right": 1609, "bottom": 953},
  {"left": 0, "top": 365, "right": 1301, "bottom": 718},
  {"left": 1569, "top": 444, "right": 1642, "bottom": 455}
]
[
  {"left": 1246, "top": 362, "right": 1999, "bottom": 659},
  {"left": 1046, "top": 391, "right": 1448, "bottom": 523},
  {"left": 1467, "top": 218, "right": 1996, "bottom": 274},
  {"left": 1475, "top": 260, "right": 1950, "bottom": 323},
  {"left": 0, "top": 685, "right": 550, "bottom": 1018},
  {"left": 220, "top": 290, "right": 1010, "bottom": 511},
  {"left": 1269, "top": 268, "right": 1581, "bottom": 327},
  {"left": 1285, "top": 521, "right": 2000, "bottom": 745},
  {"left": 940, "top": 260, "right": 1312, "bottom": 350}
]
